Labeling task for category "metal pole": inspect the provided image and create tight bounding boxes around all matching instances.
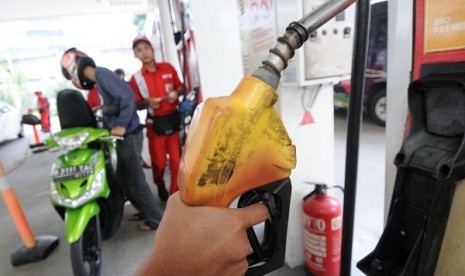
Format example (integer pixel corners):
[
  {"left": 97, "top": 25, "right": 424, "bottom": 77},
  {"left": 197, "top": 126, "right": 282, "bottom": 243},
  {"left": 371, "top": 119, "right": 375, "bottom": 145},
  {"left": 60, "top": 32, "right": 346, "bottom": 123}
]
[
  {"left": 340, "top": 0, "right": 370, "bottom": 275},
  {"left": 180, "top": 2, "right": 188, "bottom": 97}
]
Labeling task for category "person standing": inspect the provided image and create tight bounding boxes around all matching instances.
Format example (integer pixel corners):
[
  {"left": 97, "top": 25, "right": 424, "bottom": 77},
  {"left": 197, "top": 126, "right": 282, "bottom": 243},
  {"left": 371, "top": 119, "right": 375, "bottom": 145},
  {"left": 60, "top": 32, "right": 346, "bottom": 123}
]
[
  {"left": 60, "top": 47, "right": 163, "bottom": 231},
  {"left": 129, "top": 36, "right": 183, "bottom": 202},
  {"left": 34, "top": 91, "right": 51, "bottom": 132},
  {"left": 86, "top": 85, "right": 102, "bottom": 112},
  {"left": 114, "top": 67, "right": 152, "bottom": 170}
]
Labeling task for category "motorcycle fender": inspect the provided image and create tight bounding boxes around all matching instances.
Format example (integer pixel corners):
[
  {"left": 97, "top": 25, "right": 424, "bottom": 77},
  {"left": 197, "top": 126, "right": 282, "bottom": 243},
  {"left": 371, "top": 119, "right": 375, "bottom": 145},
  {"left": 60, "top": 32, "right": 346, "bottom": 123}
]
[{"left": 64, "top": 202, "right": 100, "bottom": 244}]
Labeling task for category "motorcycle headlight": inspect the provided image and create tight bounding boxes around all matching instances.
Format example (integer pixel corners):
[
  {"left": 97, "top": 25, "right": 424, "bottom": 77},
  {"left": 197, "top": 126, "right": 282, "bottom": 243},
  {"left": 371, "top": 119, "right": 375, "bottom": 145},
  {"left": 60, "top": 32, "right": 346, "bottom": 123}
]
[
  {"left": 54, "top": 130, "right": 90, "bottom": 151},
  {"left": 50, "top": 169, "right": 105, "bottom": 208}
]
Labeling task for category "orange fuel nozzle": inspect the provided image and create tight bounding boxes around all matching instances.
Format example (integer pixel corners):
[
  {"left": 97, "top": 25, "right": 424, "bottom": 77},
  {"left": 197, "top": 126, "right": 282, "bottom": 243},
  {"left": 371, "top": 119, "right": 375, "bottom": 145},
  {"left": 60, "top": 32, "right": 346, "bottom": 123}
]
[{"left": 178, "top": 76, "right": 296, "bottom": 207}]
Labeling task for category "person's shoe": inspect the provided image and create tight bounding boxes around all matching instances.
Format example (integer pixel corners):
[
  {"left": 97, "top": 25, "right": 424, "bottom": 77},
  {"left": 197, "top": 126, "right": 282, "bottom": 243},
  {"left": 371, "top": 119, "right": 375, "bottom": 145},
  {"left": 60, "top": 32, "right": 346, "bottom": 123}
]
[
  {"left": 139, "top": 220, "right": 159, "bottom": 231},
  {"left": 157, "top": 185, "right": 169, "bottom": 202},
  {"left": 128, "top": 212, "right": 146, "bottom": 221},
  {"left": 141, "top": 159, "right": 151, "bottom": 169}
]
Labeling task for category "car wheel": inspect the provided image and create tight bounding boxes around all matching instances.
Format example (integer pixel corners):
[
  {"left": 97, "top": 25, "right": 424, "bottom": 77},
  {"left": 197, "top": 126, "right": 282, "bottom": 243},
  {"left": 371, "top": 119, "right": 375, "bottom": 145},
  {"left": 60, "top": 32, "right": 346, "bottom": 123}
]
[{"left": 368, "top": 88, "right": 386, "bottom": 126}]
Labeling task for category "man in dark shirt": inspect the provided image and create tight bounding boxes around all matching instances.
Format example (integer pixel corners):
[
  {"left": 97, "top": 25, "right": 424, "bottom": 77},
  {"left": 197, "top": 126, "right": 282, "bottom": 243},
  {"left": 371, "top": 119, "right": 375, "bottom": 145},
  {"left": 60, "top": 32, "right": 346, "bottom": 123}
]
[{"left": 60, "top": 48, "right": 163, "bottom": 231}]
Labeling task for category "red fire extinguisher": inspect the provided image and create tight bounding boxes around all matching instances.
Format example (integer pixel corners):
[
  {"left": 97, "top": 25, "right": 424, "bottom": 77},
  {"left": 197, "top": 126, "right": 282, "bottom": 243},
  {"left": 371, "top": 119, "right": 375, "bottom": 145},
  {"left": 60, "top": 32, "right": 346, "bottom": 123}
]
[{"left": 302, "top": 183, "right": 344, "bottom": 276}]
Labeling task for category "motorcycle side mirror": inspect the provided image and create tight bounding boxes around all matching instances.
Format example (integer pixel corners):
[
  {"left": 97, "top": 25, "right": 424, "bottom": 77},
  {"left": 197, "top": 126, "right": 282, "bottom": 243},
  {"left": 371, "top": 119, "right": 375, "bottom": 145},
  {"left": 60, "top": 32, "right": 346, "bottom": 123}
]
[{"left": 21, "top": 114, "right": 41, "bottom": 125}]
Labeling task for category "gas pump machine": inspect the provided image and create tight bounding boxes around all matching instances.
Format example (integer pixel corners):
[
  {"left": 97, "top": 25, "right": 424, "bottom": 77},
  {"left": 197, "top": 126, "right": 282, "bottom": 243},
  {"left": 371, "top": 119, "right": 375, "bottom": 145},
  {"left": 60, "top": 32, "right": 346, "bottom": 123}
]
[{"left": 358, "top": 0, "right": 465, "bottom": 275}]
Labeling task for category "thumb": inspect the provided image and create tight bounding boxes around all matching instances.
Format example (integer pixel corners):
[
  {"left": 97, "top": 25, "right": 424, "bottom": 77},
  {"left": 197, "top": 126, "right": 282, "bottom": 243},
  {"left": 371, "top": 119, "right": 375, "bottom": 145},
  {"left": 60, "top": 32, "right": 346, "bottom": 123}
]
[{"left": 239, "top": 203, "right": 269, "bottom": 229}]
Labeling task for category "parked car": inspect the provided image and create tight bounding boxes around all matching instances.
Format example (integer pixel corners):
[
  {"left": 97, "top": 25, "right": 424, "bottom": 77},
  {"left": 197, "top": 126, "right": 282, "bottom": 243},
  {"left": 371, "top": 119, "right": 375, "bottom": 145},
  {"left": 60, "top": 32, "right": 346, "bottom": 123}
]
[
  {"left": 333, "top": 0, "right": 387, "bottom": 126},
  {"left": 0, "top": 100, "right": 24, "bottom": 144}
]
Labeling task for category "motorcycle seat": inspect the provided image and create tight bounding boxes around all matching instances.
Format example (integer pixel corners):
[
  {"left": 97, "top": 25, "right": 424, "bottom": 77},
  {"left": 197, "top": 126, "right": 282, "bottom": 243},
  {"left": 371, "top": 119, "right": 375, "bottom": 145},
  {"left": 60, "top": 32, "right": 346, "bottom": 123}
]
[{"left": 57, "top": 89, "right": 97, "bottom": 129}]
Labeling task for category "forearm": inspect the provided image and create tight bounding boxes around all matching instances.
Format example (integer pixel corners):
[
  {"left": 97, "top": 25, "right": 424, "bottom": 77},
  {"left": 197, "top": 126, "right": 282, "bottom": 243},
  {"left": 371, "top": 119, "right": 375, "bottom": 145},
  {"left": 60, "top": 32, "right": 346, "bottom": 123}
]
[{"left": 133, "top": 249, "right": 164, "bottom": 276}]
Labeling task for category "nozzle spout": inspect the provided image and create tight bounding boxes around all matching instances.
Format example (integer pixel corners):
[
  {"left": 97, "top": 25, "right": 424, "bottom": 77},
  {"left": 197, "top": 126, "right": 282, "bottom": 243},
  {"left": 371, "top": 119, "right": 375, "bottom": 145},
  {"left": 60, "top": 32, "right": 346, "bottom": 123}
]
[{"left": 253, "top": 0, "right": 357, "bottom": 89}]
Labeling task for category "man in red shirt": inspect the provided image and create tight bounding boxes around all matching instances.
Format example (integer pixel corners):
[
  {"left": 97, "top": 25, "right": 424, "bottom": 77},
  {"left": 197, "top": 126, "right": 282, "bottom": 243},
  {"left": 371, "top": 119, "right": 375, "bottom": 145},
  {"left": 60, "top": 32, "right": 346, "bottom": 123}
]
[
  {"left": 129, "top": 36, "right": 183, "bottom": 201},
  {"left": 86, "top": 86, "right": 101, "bottom": 111},
  {"left": 34, "top": 91, "right": 51, "bottom": 132}
]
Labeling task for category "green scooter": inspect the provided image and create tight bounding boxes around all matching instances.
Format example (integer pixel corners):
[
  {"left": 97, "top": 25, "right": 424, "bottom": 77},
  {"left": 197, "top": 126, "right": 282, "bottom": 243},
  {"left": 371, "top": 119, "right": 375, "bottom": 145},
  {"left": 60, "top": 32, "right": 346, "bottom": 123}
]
[{"left": 45, "top": 89, "right": 124, "bottom": 276}]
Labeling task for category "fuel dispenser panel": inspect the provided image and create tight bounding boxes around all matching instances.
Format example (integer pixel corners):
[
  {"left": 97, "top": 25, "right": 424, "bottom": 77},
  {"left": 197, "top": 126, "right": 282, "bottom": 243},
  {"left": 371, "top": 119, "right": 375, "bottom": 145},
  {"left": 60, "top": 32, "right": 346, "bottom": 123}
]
[
  {"left": 302, "top": 0, "right": 355, "bottom": 80},
  {"left": 276, "top": 0, "right": 355, "bottom": 85}
]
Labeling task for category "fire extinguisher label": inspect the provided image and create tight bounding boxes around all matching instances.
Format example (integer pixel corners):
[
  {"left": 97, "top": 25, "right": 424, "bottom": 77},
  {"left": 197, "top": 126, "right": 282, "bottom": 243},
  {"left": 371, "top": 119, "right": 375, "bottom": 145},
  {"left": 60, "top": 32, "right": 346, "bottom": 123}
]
[
  {"left": 331, "top": 215, "right": 342, "bottom": 231},
  {"left": 304, "top": 231, "right": 327, "bottom": 257},
  {"left": 303, "top": 214, "right": 326, "bottom": 233},
  {"left": 303, "top": 214, "right": 328, "bottom": 258}
]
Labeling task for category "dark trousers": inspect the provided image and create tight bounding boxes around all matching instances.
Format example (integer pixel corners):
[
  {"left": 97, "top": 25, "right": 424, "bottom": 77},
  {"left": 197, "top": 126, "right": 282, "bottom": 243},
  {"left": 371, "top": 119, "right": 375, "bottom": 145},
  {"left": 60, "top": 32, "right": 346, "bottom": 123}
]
[{"left": 116, "top": 130, "right": 163, "bottom": 224}]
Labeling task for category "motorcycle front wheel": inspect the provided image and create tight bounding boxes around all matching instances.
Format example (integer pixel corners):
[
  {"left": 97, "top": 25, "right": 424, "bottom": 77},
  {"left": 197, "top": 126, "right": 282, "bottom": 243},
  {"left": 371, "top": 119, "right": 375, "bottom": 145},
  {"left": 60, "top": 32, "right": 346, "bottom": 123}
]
[{"left": 70, "top": 216, "right": 102, "bottom": 276}]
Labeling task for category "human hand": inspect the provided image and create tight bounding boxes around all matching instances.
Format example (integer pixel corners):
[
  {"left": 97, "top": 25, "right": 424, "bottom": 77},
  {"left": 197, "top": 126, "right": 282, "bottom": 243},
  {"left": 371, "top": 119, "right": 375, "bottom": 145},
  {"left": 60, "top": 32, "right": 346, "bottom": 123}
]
[
  {"left": 134, "top": 192, "right": 269, "bottom": 276},
  {"left": 92, "top": 106, "right": 101, "bottom": 111},
  {"left": 168, "top": 91, "right": 178, "bottom": 104},
  {"left": 110, "top": 126, "right": 126, "bottom": 136},
  {"left": 148, "top": 98, "right": 163, "bottom": 109}
]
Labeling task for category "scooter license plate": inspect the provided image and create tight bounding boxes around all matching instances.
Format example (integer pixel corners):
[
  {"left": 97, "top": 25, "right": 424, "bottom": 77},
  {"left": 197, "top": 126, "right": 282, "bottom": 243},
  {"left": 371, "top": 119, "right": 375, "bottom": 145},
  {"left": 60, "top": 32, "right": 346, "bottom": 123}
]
[{"left": 53, "top": 165, "right": 94, "bottom": 181}]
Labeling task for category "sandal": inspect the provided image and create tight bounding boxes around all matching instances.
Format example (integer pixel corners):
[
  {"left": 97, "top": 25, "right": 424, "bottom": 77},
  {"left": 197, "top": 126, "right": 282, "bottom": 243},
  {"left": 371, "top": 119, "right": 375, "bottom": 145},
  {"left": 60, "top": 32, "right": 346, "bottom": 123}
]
[
  {"left": 142, "top": 159, "right": 152, "bottom": 169},
  {"left": 139, "top": 220, "right": 159, "bottom": 231},
  {"left": 128, "top": 213, "right": 146, "bottom": 221}
]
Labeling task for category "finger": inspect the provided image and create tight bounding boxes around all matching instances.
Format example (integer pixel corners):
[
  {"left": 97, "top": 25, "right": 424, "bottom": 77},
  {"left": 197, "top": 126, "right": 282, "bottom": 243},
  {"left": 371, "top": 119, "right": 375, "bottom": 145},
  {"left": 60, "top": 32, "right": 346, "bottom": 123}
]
[
  {"left": 164, "top": 192, "right": 187, "bottom": 216},
  {"left": 239, "top": 202, "right": 269, "bottom": 228},
  {"left": 166, "top": 191, "right": 182, "bottom": 207},
  {"left": 222, "top": 259, "right": 249, "bottom": 276}
]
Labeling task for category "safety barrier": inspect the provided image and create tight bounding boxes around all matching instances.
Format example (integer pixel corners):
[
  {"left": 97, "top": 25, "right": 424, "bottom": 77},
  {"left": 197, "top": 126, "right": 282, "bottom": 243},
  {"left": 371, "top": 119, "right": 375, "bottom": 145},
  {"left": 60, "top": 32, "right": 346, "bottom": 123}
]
[
  {"left": 23, "top": 110, "right": 48, "bottom": 153},
  {"left": 0, "top": 161, "right": 59, "bottom": 266}
]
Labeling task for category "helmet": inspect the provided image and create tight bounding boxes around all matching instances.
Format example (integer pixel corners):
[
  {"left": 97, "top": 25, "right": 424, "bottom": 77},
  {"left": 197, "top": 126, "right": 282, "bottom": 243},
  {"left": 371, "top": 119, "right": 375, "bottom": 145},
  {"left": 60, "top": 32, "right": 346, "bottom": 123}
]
[
  {"left": 132, "top": 36, "right": 152, "bottom": 49},
  {"left": 61, "top": 48, "right": 96, "bottom": 90}
]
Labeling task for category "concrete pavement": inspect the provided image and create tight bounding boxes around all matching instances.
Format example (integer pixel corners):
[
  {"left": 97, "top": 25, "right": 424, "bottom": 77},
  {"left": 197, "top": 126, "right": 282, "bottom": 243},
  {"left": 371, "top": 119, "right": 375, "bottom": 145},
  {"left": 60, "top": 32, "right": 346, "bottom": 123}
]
[{"left": 0, "top": 137, "right": 161, "bottom": 275}]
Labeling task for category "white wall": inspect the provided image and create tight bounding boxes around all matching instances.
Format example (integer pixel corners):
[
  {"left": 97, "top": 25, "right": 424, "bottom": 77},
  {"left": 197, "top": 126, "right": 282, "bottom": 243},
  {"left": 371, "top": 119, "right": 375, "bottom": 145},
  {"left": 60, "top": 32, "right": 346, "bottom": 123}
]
[
  {"left": 278, "top": 84, "right": 335, "bottom": 268},
  {"left": 189, "top": 0, "right": 244, "bottom": 98},
  {"left": 384, "top": 0, "right": 412, "bottom": 219}
]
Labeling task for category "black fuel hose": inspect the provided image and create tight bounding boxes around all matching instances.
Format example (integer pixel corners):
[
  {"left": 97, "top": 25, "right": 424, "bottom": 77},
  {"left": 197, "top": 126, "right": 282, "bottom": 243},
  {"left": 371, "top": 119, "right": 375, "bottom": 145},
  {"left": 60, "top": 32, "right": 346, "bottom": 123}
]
[{"left": 341, "top": 0, "right": 371, "bottom": 275}]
